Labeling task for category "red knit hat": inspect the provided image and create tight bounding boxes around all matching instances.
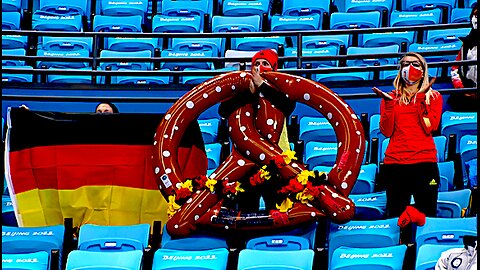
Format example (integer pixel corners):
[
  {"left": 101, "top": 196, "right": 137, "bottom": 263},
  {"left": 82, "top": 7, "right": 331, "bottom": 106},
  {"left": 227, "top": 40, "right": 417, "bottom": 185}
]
[{"left": 251, "top": 49, "right": 278, "bottom": 71}]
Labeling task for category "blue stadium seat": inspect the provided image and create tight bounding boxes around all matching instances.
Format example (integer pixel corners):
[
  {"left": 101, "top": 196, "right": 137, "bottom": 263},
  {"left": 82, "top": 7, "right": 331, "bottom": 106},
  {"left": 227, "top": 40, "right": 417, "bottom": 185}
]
[
  {"left": 99, "top": 49, "right": 153, "bottom": 70},
  {"left": 2, "top": 48, "right": 26, "bottom": 66},
  {"left": 152, "top": 15, "right": 202, "bottom": 33},
  {"left": 40, "top": 36, "right": 92, "bottom": 52},
  {"left": 223, "top": 0, "right": 270, "bottom": 17},
  {"left": 437, "top": 161, "right": 455, "bottom": 191},
  {"left": 160, "top": 49, "right": 214, "bottom": 71},
  {"left": 361, "top": 31, "right": 415, "bottom": 48},
  {"left": 350, "top": 163, "right": 378, "bottom": 194},
  {"left": 260, "top": 222, "right": 319, "bottom": 250},
  {"left": 415, "top": 244, "right": 463, "bottom": 270},
  {"left": 441, "top": 111, "right": 477, "bottom": 154},
  {"left": 36, "top": 49, "right": 90, "bottom": 69},
  {"left": 349, "top": 191, "right": 387, "bottom": 220},
  {"left": 330, "top": 245, "right": 407, "bottom": 270},
  {"left": 2, "top": 65, "right": 33, "bottom": 82},
  {"left": 100, "top": 0, "right": 147, "bottom": 18},
  {"left": 212, "top": 15, "right": 260, "bottom": 33},
  {"left": 161, "top": 0, "right": 208, "bottom": 18},
  {"left": 2, "top": 11, "right": 21, "bottom": 30},
  {"left": 93, "top": 14, "right": 142, "bottom": 32},
  {"left": 2, "top": 0, "right": 22, "bottom": 12},
  {"left": 2, "top": 251, "right": 49, "bottom": 270},
  {"left": 302, "top": 34, "right": 350, "bottom": 50},
  {"left": 199, "top": 118, "right": 220, "bottom": 144},
  {"left": 415, "top": 217, "right": 477, "bottom": 250},
  {"left": 105, "top": 37, "right": 158, "bottom": 53},
  {"left": 316, "top": 71, "right": 373, "bottom": 82},
  {"left": 271, "top": 14, "right": 321, "bottom": 31},
  {"left": 345, "top": 0, "right": 394, "bottom": 25},
  {"left": 437, "top": 189, "right": 472, "bottom": 218},
  {"left": 460, "top": 134, "right": 477, "bottom": 188},
  {"left": 390, "top": 9, "right": 442, "bottom": 26},
  {"left": 331, "top": 11, "right": 381, "bottom": 30},
  {"left": 328, "top": 218, "right": 401, "bottom": 264},
  {"left": 181, "top": 67, "right": 236, "bottom": 84},
  {"left": 172, "top": 37, "right": 222, "bottom": 56},
  {"left": 2, "top": 225, "right": 65, "bottom": 267},
  {"left": 161, "top": 224, "right": 228, "bottom": 250},
  {"left": 224, "top": 49, "right": 256, "bottom": 70},
  {"left": 114, "top": 69, "right": 170, "bottom": 85},
  {"left": 426, "top": 27, "right": 471, "bottom": 44},
  {"left": 77, "top": 223, "right": 150, "bottom": 252},
  {"left": 238, "top": 249, "right": 315, "bottom": 270},
  {"left": 234, "top": 36, "right": 286, "bottom": 52},
  {"left": 46, "top": 67, "right": 92, "bottom": 84},
  {"left": 246, "top": 235, "right": 310, "bottom": 250},
  {"left": 32, "top": 11, "right": 83, "bottom": 31},
  {"left": 282, "top": 0, "right": 329, "bottom": 18},
  {"left": 304, "top": 141, "right": 337, "bottom": 167},
  {"left": 66, "top": 250, "right": 143, "bottom": 270},
  {"left": 346, "top": 45, "right": 399, "bottom": 67},
  {"left": 369, "top": 113, "right": 385, "bottom": 162},
  {"left": 451, "top": 7, "right": 474, "bottom": 22},
  {"left": 153, "top": 248, "right": 229, "bottom": 270},
  {"left": 465, "top": 0, "right": 477, "bottom": 8},
  {"left": 284, "top": 46, "right": 338, "bottom": 69},
  {"left": 38, "top": 0, "right": 88, "bottom": 16},
  {"left": 299, "top": 115, "right": 336, "bottom": 143},
  {"left": 2, "top": 195, "right": 17, "bottom": 226},
  {"left": 403, "top": 0, "right": 457, "bottom": 22},
  {"left": 2, "top": 35, "right": 28, "bottom": 49},
  {"left": 205, "top": 142, "right": 222, "bottom": 170},
  {"left": 434, "top": 135, "right": 448, "bottom": 162},
  {"left": 409, "top": 42, "right": 461, "bottom": 63}
]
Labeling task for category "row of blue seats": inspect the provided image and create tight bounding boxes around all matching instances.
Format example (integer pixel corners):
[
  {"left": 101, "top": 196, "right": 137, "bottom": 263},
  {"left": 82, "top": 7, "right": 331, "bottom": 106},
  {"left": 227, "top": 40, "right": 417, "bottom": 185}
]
[{"left": 2, "top": 216, "right": 477, "bottom": 269}]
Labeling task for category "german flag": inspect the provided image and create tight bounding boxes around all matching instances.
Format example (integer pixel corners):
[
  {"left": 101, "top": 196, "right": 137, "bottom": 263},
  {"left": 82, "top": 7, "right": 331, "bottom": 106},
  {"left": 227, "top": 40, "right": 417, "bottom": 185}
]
[{"left": 5, "top": 107, "right": 207, "bottom": 228}]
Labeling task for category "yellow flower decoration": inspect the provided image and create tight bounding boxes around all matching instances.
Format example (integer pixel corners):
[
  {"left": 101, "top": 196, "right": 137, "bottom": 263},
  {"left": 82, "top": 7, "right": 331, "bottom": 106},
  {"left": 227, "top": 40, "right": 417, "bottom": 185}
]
[
  {"left": 282, "top": 150, "right": 297, "bottom": 164},
  {"left": 260, "top": 165, "right": 271, "bottom": 180},
  {"left": 167, "top": 195, "right": 181, "bottom": 218},
  {"left": 235, "top": 183, "right": 245, "bottom": 194},
  {"left": 205, "top": 178, "right": 218, "bottom": 192},
  {"left": 180, "top": 179, "right": 193, "bottom": 192},
  {"left": 276, "top": 197, "right": 294, "bottom": 213},
  {"left": 296, "top": 189, "right": 314, "bottom": 204},
  {"left": 297, "top": 170, "right": 315, "bottom": 185}
]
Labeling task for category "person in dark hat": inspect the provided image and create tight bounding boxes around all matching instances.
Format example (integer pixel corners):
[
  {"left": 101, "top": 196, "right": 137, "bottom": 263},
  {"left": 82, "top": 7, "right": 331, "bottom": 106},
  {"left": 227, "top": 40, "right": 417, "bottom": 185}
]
[
  {"left": 448, "top": 3, "right": 477, "bottom": 112},
  {"left": 95, "top": 102, "right": 119, "bottom": 114}
]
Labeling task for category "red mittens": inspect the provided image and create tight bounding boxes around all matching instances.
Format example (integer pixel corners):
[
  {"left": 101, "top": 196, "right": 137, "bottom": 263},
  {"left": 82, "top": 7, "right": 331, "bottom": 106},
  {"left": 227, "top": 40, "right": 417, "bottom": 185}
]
[{"left": 397, "top": 206, "right": 426, "bottom": 228}]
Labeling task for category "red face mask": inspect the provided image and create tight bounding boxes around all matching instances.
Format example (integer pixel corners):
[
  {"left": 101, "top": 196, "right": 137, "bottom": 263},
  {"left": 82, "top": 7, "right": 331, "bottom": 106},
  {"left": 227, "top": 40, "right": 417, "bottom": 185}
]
[{"left": 401, "top": 64, "right": 423, "bottom": 85}]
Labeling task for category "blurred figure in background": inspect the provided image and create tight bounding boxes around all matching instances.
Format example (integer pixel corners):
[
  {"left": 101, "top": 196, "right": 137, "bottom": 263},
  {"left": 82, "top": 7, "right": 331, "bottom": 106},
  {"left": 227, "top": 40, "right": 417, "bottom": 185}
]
[{"left": 95, "top": 102, "right": 119, "bottom": 114}]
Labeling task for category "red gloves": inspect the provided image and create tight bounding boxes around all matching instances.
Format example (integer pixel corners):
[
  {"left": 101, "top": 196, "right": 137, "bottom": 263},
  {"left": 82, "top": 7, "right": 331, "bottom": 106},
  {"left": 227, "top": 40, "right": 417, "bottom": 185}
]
[
  {"left": 397, "top": 206, "right": 426, "bottom": 228},
  {"left": 452, "top": 78, "right": 464, "bottom": 89}
]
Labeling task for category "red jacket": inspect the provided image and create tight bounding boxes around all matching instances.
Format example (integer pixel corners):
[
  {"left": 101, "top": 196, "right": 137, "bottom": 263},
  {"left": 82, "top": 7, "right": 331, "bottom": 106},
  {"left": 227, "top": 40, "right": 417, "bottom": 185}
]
[{"left": 380, "top": 90, "right": 443, "bottom": 164}]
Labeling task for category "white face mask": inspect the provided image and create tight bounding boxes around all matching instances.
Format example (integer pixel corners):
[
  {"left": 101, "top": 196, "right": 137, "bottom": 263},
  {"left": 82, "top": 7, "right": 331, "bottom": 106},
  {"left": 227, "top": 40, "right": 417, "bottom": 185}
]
[{"left": 473, "top": 16, "right": 477, "bottom": 30}]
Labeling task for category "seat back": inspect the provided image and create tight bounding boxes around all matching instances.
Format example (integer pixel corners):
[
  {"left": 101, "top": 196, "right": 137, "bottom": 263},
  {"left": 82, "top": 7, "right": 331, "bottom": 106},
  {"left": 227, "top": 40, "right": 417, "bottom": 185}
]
[
  {"left": 66, "top": 250, "right": 143, "bottom": 270},
  {"left": 93, "top": 14, "right": 143, "bottom": 32},
  {"left": 36, "top": 49, "right": 90, "bottom": 69},
  {"left": 347, "top": 45, "right": 399, "bottom": 67},
  {"left": 441, "top": 111, "right": 477, "bottom": 154},
  {"left": 302, "top": 34, "right": 349, "bottom": 50},
  {"left": 304, "top": 141, "right": 338, "bottom": 167},
  {"left": 316, "top": 71, "right": 373, "bottom": 82},
  {"left": 299, "top": 116, "right": 336, "bottom": 144},
  {"left": 2, "top": 251, "right": 49, "bottom": 270},
  {"left": 78, "top": 223, "right": 150, "bottom": 252},
  {"left": 271, "top": 14, "right": 321, "bottom": 31},
  {"left": 330, "top": 11, "right": 381, "bottom": 29},
  {"left": 390, "top": 9, "right": 442, "bottom": 27},
  {"left": 2, "top": 11, "right": 21, "bottom": 30},
  {"left": 437, "top": 161, "right": 455, "bottom": 191},
  {"left": 224, "top": 49, "right": 256, "bottom": 70},
  {"left": 437, "top": 189, "right": 472, "bottom": 218},
  {"left": 282, "top": 0, "right": 329, "bottom": 17},
  {"left": 160, "top": 49, "right": 214, "bottom": 71},
  {"left": 161, "top": 0, "right": 208, "bottom": 17},
  {"left": 409, "top": 42, "right": 462, "bottom": 62},
  {"left": 246, "top": 235, "right": 310, "bottom": 251},
  {"left": 415, "top": 217, "right": 477, "bottom": 251},
  {"left": 153, "top": 248, "right": 229, "bottom": 270},
  {"left": 223, "top": 0, "right": 270, "bottom": 17},
  {"left": 284, "top": 46, "right": 338, "bottom": 69},
  {"left": 331, "top": 245, "right": 407, "bottom": 270},
  {"left": 426, "top": 28, "right": 471, "bottom": 44},
  {"left": 41, "top": 37, "right": 93, "bottom": 53},
  {"left": 350, "top": 163, "right": 378, "bottom": 194},
  {"left": 100, "top": 0, "right": 147, "bottom": 18},
  {"left": 205, "top": 142, "right": 222, "bottom": 169},
  {"left": 2, "top": 48, "right": 26, "bottom": 66},
  {"left": 2, "top": 195, "right": 17, "bottom": 226},
  {"left": 349, "top": 191, "right": 387, "bottom": 220},
  {"left": 99, "top": 49, "right": 152, "bottom": 70},
  {"left": 39, "top": 0, "right": 88, "bottom": 16},
  {"left": 172, "top": 38, "right": 222, "bottom": 56},
  {"left": 238, "top": 249, "right": 315, "bottom": 270},
  {"left": 451, "top": 7, "right": 473, "bottom": 23},
  {"left": 212, "top": 15, "right": 260, "bottom": 32},
  {"left": 152, "top": 15, "right": 202, "bottom": 33},
  {"left": 161, "top": 224, "right": 228, "bottom": 250},
  {"left": 361, "top": 31, "right": 415, "bottom": 48},
  {"left": 2, "top": 66, "right": 34, "bottom": 83},
  {"left": 105, "top": 37, "right": 158, "bottom": 53},
  {"left": 415, "top": 244, "right": 463, "bottom": 270},
  {"left": 32, "top": 11, "right": 83, "bottom": 31}
]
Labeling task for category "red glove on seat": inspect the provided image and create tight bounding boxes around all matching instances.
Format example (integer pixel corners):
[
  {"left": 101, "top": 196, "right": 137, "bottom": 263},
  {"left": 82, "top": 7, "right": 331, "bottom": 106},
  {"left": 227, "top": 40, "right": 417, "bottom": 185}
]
[{"left": 397, "top": 206, "right": 426, "bottom": 228}]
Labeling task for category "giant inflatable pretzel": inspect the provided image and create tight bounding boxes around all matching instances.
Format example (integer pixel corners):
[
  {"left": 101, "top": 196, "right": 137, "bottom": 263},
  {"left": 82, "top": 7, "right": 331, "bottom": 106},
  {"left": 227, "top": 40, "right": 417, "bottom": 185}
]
[{"left": 153, "top": 71, "right": 366, "bottom": 237}]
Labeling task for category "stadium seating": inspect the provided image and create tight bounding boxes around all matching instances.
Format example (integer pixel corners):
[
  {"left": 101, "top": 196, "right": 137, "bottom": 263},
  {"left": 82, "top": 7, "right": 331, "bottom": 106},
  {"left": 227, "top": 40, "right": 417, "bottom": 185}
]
[
  {"left": 2, "top": 11, "right": 21, "bottom": 30},
  {"left": 2, "top": 35, "right": 28, "bottom": 50},
  {"left": 205, "top": 142, "right": 222, "bottom": 170},
  {"left": 361, "top": 31, "right": 415, "bottom": 48},
  {"left": 246, "top": 235, "right": 310, "bottom": 250},
  {"left": 436, "top": 189, "right": 472, "bottom": 218},
  {"left": 459, "top": 134, "right": 477, "bottom": 188},
  {"left": 438, "top": 161, "right": 455, "bottom": 191},
  {"left": 304, "top": 141, "right": 337, "bottom": 167},
  {"left": 99, "top": 49, "right": 153, "bottom": 71},
  {"left": 105, "top": 37, "right": 158, "bottom": 53},
  {"left": 330, "top": 245, "right": 407, "bottom": 270},
  {"left": 99, "top": 0, "right": 147, "bottom": 19},
  {"left": 237, "top": 249, "right": 315, "bottom": 270},
  {"left": 2, "top": 251, "right": 49, "bottom": 270},
  {"left": 172, "top": 37, "right": 223, "bottom": 56},
  {"left": 328, "top": 218, "right": 401, "bottom": 264},
  {"left": 415, "top": 217, "right": 477, "bottom": 250},
  {"left": 345, "top": 0, "right": 395, "bottom": 26},
  {"left": 2, "top": 65, "right": 34, "bottom": 82},
  {"left": 349, "top": 191, "right": 387, "bottom": 220},
  {"left": 32, "top": 12, "right": 83, "bottom": 31},
  {"left": 2, "top": 48, "right": 26, "bottom": 66},
  {"left": 299, "top": 115, "right": 336, "bottom": 143},
  {"left": 77, "top": 223, "right": 150, "bottom": 252},
  {"left": 40, "top": 36, "right": 92, "bottom": 53},
  {"left": 316, "top": 71, "right": 373, "bottom": 82},
  {"left": 162, "top": 0, "right": 209, "bottom": 18},
  {"left": 224, "top": 49, "right": 256, "bottom": 70},
  {"left": 402, "top": 0, "right": 457, "bottom": 22},
  {"left": 271, "top": 14, "right": 321, "bottom": 32},
  {"left": 152, "top": 248, "right": 229, "bottom": 270},
  {"left": 93, "top": 14, "right": 143, "bottom": 32},
  {"left": 330, "top": 11, "right": 381, "bottom": 30},
  {"left": 282, "top": 0, "right": 329, "bottom": 18},
  {"left": 223, "top": 0, "right": 270, "bottom": 17},
  {"left": 66, "top": 250, "right": 143, "bottom": 270},
  {"left": 161, "top": 224, "right": 228, "bottom": 250},
  {"left": 38, "top": 0, "right": 88, "bottom": 16},
  {"left": 302, "top": 34, "right": 350, "bottom": 50},
  {"left": 347, "top": 45, "right": 400, "bottom": 67},
  {"left": 284, "top": 46, "right": 339, "bottom": 68},
  {"left": 390, "top": 9, "right": 443, "bottom": 27},
  {"left": 2, "top": 0, "right": 22, "bottom": 12},
  {"left": 441, "top": 111, "right": 477, "bottom": 154},
  {"left": 350, "top": 163, "right": 378, "bottom": 194},
  {"left": 2, "top": 195, "right": 17, "bottom": 226},
  {"left": 451, "top": 7, "right": 474, "bottom": 22},
  {"left": 426, "top": 27, "right": 471, "bottom": 44}
]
